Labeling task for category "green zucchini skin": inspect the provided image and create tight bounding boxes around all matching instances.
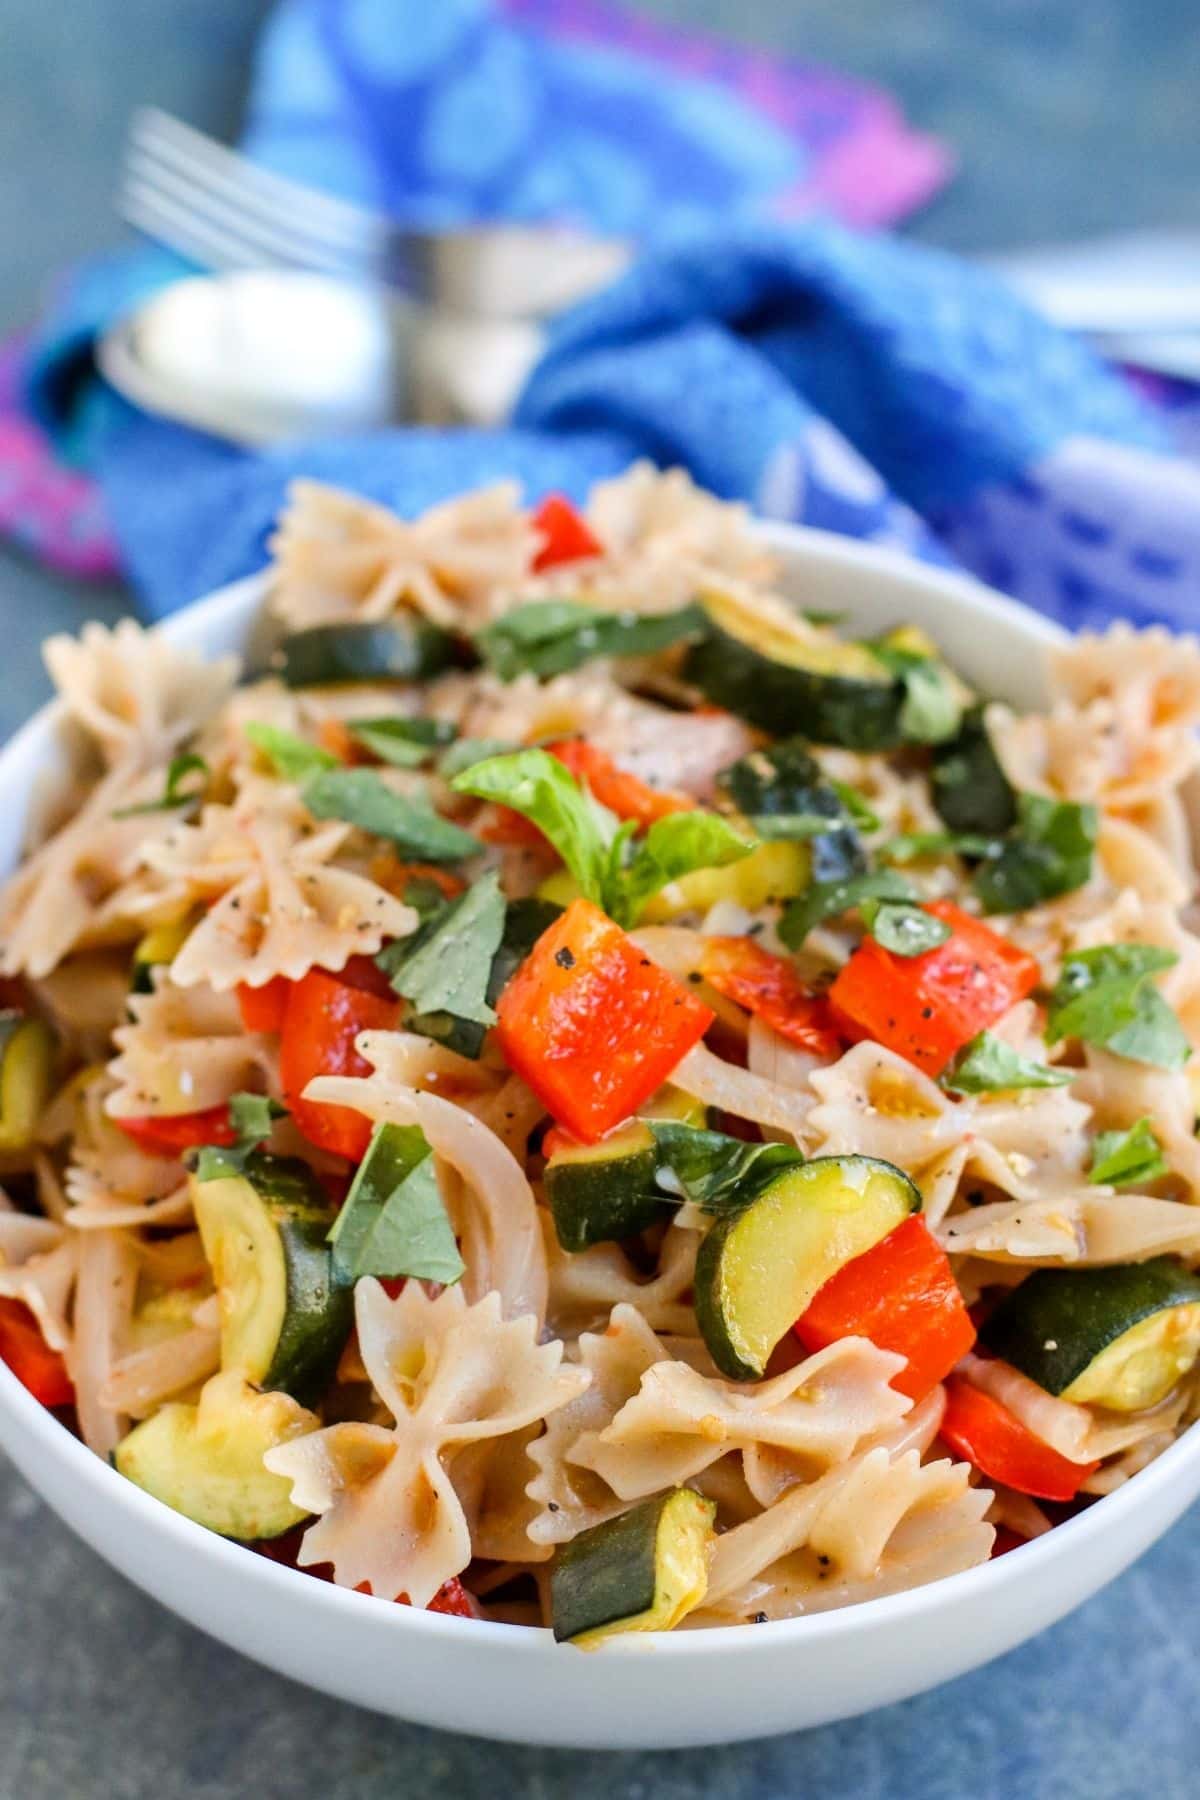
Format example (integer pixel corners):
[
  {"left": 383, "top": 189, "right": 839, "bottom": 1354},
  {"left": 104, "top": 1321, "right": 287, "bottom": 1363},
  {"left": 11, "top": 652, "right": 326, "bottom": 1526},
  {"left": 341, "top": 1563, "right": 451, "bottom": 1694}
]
[
  {"left": 545, "top": 1123, "right": 672, "bottom": 1252},
  {"left": 551, "top": 1488, "right": 715, "bottom": 1645},
  {"left": 979, "top": 1258, "right": 1200, "bottom": 1398},
  {"left": 693, "top": 1155, "right": 922, "bottom": 1381},
  {"left": 277, "top": 620, "right": 457, "bottom": 688},
  {"left": 192, "top": 1152, "right": 352, "bottom": 1407},
  {"left": 932, "top": 705, "right": 1017, "bottom": 835},
  {"left": 716, "top": 741, "right": 866, "bottom": 885},
  {"left": 685, "top": 621, "right": 903, "bottom": 750}
]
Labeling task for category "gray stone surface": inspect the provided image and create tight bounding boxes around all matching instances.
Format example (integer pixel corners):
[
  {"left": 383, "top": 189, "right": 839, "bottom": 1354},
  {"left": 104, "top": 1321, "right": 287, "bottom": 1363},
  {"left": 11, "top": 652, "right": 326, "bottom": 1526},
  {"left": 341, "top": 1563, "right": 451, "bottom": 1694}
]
[{"left": 1, "top": 2, "right": 1199, "bottom": 1793}]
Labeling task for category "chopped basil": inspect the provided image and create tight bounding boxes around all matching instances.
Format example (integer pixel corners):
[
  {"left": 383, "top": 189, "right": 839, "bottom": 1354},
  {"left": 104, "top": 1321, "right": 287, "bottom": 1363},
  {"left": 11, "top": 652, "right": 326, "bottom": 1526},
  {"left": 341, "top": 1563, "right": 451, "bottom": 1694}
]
[
  {"left": 114, "top": 753, "right": 209, "bottom": 819},
  {"left": 869, "top": 642, "right": 963, "bottom": 745},
  {"left": 244, "top": 723, "right": 337, "bottom": 783},
  {"left": 883, "top": 830, "right": 997, "bottom": 864},
  {"left": 972, "top": 794, "right": 1098, "bottom": 914},
  {"left": 348, "top": 716, "right": 457, "bottom": 768},
  {"left": 778, "top": 868, "right": 915, "bottom": 951},
  {"left": 647, "top": 1122, "right": 804, "bottom": 1216},
  {"left": 303, "top": 768, "right": 479, "bottom": 862},
  {"left": 715, "top": 740, "right": 866, "bottom": 883},
  {"left": 1088, "top": 1117, "right": 1168, "bottom": 1188},
  {"left": 942, "top": 1032, "right": 1072, "bottom": 1095},
  {"left": 190, "top": 1091, "right": 286, "bottom": 1182},
  {"left": 932, "top": 706, "right": 1017, "bottom": 836},
  {"left": 451, "top": 748, "right": 751, "bottom": 929},
  {"left": 1047, "top": 943, "right": 1190, "bottom": 1070},
  {"left": 377, "top": 870, "right": 506, "bottom": 1050},
  {"left": 437, "top": 736, "right": 515, "bottom": 779},
  {"left": 477, "top": 600, "right": 707, "bottom": 682},
  {"left": 860, "top": 898, "right": 952, "bottom": 958},
  {"left": 328, "top": 1122, "right": 464, "bottom": 1286},
  {"left": 829, "top": 781, "right": 880, "bottom": 834}
]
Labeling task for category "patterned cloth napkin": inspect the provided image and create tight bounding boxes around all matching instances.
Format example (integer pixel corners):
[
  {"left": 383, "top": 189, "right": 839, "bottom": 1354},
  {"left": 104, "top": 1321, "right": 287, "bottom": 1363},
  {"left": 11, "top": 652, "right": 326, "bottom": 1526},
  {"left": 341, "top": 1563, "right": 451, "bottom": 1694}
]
[{"left": 8, "top": 0, "right": 1200, "bottom": 642}]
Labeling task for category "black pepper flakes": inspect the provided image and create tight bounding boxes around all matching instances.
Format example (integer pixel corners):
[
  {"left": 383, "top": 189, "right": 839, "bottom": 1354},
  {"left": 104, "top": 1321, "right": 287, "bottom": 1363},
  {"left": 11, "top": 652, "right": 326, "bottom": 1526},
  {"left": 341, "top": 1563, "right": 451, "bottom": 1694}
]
[{"left": 555, "top": 946, "right": 576, "bottom": 970}]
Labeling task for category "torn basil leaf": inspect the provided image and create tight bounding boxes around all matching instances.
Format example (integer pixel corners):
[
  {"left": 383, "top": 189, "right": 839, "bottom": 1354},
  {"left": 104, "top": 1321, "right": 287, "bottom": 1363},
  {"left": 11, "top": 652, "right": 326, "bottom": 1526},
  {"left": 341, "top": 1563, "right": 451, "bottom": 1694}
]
[
  {"left": 377, "top": 869, "right": 507, "bottom": 1052},
  {"left": 1088, "top": 1117, "right": 1168, "bottom": 1188},
  {"left": 348, "top": 716, "right": 457, "bottom": 768},
  {"left": 779, "top": 868, "right": 915, "bottom": 951},
  {"left": 328, "top": 1122, "right": 464, "bottom": 1286},
  {"left": 189, "top": 1092, "right": 287, "bottom": 1182},
  {"left": 114, "top": 753, "right": 209, "bottom": 819},
  {"left": 860, "top": 898, "right": 952, "bottom": 958},
  {"left": 1047, "top": 943, "right": 1189, "bottom": 1070},
  {"left": 244, "top": 723, "right": 338, "bottom": 783},
  {"left": 477, "top": 599, "right": 707, "bottom": 682},
  {"left": 648, "top": 1122, "right": 804, "bottom": 1215},
  {"left": 869, "top": 642, "right": 963, "bottom": 745},
  {"left": 611, "top": 810, "right": 753, "bottom": 929},
  {"left": 942, "top": 1032, "right": 1072, "bottom": 1095},
  {"left": 715, "top": 741, "right": 866, "bottom": 883},
  {"left": 882, "top": 829, "right": 997, "bottom": 864},
  {"left": 303, "top": 767, "right": 480, "bottom": 862},
  {"left": 438, "top": 736, "right": 516, "bottom": 779},
  {"left": 972, "top": 794, "right": 1098, "bottom": 914},
  {"left": 932, "top": 705, "right": 1017, "bottom": 836}
]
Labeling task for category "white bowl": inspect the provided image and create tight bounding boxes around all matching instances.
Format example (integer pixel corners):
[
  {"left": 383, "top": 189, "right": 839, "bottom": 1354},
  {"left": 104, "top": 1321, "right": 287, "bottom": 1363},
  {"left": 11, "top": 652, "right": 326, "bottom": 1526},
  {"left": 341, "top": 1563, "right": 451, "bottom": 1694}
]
[{"left": 2, "top": 525, "right": 1198, "bottom": 1751}]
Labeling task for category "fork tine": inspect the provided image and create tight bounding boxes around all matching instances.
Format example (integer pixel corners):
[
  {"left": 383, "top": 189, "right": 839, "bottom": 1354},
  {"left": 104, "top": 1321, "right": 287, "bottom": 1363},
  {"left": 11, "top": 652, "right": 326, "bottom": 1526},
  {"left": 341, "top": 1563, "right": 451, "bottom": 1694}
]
[
  {"left": 123, "top": 147, "right": 372, "bottom": 280},
  {"left": 131, "top": 108, "right": 386, "bottom": 258}
]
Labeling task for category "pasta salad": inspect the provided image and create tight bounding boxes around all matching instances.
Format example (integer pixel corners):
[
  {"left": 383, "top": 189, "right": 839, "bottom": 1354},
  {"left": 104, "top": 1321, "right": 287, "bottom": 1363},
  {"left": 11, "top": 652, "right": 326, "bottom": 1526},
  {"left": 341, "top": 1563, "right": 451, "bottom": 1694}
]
[{"left": 2, "top": 465, "right": 1200, "bottom": 1644}]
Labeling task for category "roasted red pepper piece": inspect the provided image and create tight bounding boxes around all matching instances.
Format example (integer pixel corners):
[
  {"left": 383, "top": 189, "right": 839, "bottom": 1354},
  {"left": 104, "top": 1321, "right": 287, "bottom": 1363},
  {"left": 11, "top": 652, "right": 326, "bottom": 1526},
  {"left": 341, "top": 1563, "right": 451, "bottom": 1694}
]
[
  {"left": 700, "top": 935, "right": 842, "bottom": 1056},
  {"left": 114, "top": 1104, "right": 238, "bottom": 1155},
  {"left": 828, "top": 899, "right": 1040, "bottom": 1076},
  {"left": 280, "top": 969, "right": 399, "bottom": 1160},
  {"left": 496, "top": 898, "right": 713, "bottom": 1143},
  {"left": 940, "top": 1374, "right": 1099, "bottom": 1501},
  {"left": 0, "top": 1298, "right": 74, "bottom": 1408},
  {"left": 546, "top": 739, "right": 692, "bottom": 829},
  {"left": 794, "top": 1214, "right": 976, "bottom": 1401},
  {"left": 237, "top": 976, "right": 292, "bottom": 1034},
  {"left": 531, "top": 494, "right": 603, "bottom": 571}
]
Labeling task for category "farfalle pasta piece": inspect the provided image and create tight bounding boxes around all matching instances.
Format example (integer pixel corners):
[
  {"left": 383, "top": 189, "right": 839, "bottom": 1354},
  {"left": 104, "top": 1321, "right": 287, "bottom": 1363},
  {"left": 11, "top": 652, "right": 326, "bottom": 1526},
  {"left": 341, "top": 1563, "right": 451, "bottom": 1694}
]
[
  {"left": 0, "top": 1211, "right": 76, "bottom": 1352},
  {"left": 957, "top": 1352, "right": 1186, "bottom": 1465},
  {"left": 697, "top": 1448, "right": 993, "bottom": 1623},
  {"left": 264, "top": 1280, "right": 588, "bottom": 1606},
  {"left": 106, "top": 975, "right": 277, "bottom": 1118},
  {"left": 938, "top": 1191, "right": 1200, "bottom": 1266},
  {"left": 541, "top": 1215, "right": 699, "bottom": 1339},
  {"left": 270, "top": 479, "right": 536, "bottom": 632},
  {"left": 146, "top": 785, "right": 418, "bottom": 991},
  {"left": 44, "top": 618, "right": 238, "bottom": 768},
  {"left": 572, "top": 1336, "right": 910, "bottom": 1502},
  {"left": 806, "top": 1042, "right": 969, "bottom": 1175}
]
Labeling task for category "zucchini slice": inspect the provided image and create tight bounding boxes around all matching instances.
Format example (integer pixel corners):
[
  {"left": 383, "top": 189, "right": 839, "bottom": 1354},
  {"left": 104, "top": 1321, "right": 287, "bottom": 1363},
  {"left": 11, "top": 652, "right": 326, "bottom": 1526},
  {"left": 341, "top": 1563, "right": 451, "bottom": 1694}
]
[
  {"left": 129, "top": 915, "right": 195, "bottom": 995},
  {"left": 277, "top": 620, "right": 457, "bottom": 688},
  {"left": 545, "top": 1122, "right": 669, "bottom": 1252},
  {"left": 192, "top": 1152, "right": 353, "bottom": 1406},
  {"left": 932, "top": 705, "right": 1017, "bottom": 836},
  {"left": 114, "top": 1370, "right": 317, "bottom": 1540},
  {"left": 685, "top": 589, "right": 904, "bottom": 749},
  {"left": 0, "top": 1011, "right": 55, "bottom": 1151},
  {"left": 640, "top": 839, "right": 809, "bottom": 922},
  {"left": 551, "top": 1488, "right": 715, "bottom": 1646},
  {"left": 694, "top": 1155, "right": 922, "bottom": 1379},
  {"left": 980, "top": 1259, "right": 1200, "bottom": 1413}
]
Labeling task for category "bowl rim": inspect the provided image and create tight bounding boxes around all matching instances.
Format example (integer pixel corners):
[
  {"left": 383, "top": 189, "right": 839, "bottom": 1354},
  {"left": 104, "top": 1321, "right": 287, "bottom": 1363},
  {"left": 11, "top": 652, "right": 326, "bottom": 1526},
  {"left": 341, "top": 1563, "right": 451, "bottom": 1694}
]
[{"left": 3, "top": 517, "right": 1197, "bottom": 1661}]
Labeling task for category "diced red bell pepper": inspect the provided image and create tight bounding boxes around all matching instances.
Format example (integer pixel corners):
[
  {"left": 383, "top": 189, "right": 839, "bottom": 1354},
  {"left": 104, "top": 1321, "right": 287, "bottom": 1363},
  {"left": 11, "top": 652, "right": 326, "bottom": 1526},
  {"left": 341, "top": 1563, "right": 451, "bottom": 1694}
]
[
  {"left": 424, "top": 1576, "right": 481, "bottom": 1617},
  {"left": 531, "top": 494, "right": 603, "bottom": 571},
  {"left": 479, "top": 806, "right": 551, "bottom": 849},
  {"left": 496, "top": 898, "right": 713, "bottom": 1144},
  {"left": 546, "top": 739, "right": 692, "bottom": 829},
  {"left": 280, "top": 968, "right": 399, "bottom": 1160},
  {"left": 237, "top": 976, "right": 292, "bottom": 1034},
  {"left": 794, "top": 1214, "right": 976, "bottom": 1400},
  {"left": 114, "top": 1104, "right": 238, "bottom": 1156},
  {"left": 828, "top": 900, "right": 1040, "bottom": 1076},
  {"left": 0, "top": 1298, "right": 74, "bottom": 1408},
  {"left": 939, "top": 1374, "right": 1099, "bottom": 1502},
  {"left": 700, "top": 936, "right": 842, "bottom": 1056},
  {"left": 316, "top": 718, "right": 363, "bottom": 765}
]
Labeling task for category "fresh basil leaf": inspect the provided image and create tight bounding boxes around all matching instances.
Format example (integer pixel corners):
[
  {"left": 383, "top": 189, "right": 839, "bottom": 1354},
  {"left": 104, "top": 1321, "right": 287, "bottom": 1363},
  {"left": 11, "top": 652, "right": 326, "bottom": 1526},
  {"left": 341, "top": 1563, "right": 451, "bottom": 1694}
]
[
  {"left": 613, "top": 810, "right": 753, "bottom": 929},
  {"left": 114, "top": 752, "right": 209, "bottom": 819},
  {"left": 379, "top": 868, "right": 506, "bottom": 1028},
  {"left": 478, "top": 600, "right": 707, "bottom": 681},
  {"left": 779, "top": 868, "right": 916, "bottom": 950},
  {"left": 349, "top": 716, "right": 457, "bottom": 768},
  {"left": 942, "top": 1032, "right": 1072, "bottom": 1095},
  {"left": 1088, "top": 1117, "right": 1168, "bottom": 1188},
  {"left": 972, "top": 793, "right": 1098, "bottom": 914},
  {"left": 648, "top": 1122, "right": 804, "bottom": 1215},
  {"left": 438, "top": 736, "right": 516, "bottom": 779},
  {"left": 716, "top": 741, "right": 865, "bottom": 881},
  {"left": 190, "top": 1091, "right": 286, "bottom": 1180},
  {"left": 829, "top": 781, "right": 880, "bottom": 833},
  {"left": 328, "top": 1122, "right": 464, "bottom": 1286},
  {"left": 932, "top": 706, "right": 1017, "bottom": 836},
  {"left": 244, "top": 723, "right": 337, "bottom": 783},
  {"left": 451, "top": 748, "right": 612, "bottom": 902},
  {"left": 870, "top": 644, "right": 963, "bottom": 745},
  {"left": 860, "top": 898, "right": 952, "bottom": 958},
  {"left": 800, "top": 608, "right": 845, "bottom": 627},
  {"left": 303, "top": 768, "right": 480, "bottom": 862},
  {"left": 883, "top": 829, "right": 998, "bottom": 863},
  {"left": 486, "top": 898, "right": 563, "bottom": 1002},
  {"left": 1047, "top": 943, "right": 1189, "bottom": 1069}
]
